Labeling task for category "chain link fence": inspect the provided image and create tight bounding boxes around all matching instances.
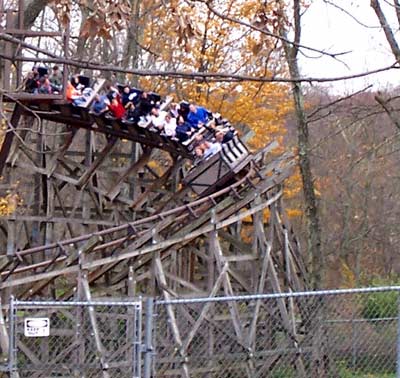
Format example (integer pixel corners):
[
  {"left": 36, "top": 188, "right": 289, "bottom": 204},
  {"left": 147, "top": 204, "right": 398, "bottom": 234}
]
[
  {"left": 7, "top": 299, "right": 142, "bottom": 378},
  {"left": 153, "top": 287, "right": 400, "bottom": 378},
  {"left": 1, "top": 287, "right": 400, "bottom": 377}
]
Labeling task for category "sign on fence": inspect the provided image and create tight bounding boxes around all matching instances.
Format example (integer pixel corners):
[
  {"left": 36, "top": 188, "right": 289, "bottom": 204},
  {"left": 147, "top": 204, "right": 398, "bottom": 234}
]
[{"left": 24, "top": 318, "right": 50, "bottom": 337}]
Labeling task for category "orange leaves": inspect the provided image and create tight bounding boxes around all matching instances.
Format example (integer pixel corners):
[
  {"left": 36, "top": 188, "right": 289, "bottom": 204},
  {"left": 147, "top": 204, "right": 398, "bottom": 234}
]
[
  {"left": 286, "top": 208, "right": 302, "bottom": 218},
  {"left": 80, "top": 15, "right": 109, "bottom": 38},
  {"left": 137, "top": 0, "right": 294, "bottom": 155},
  {"left": 52, "top": 0, "right": 72, "bottom": 27}
]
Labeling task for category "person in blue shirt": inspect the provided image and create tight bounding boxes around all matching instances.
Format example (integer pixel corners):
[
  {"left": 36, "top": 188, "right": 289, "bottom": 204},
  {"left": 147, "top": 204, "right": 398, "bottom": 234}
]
[
  {"left": 176, "top": 116, "right": 195, "bottom": 142},
  {"left": 91, "top": 94, "right": 109, "bottom": 114},
  {"left": 187, "top": 104, "right": 209, "bottom": 129}
]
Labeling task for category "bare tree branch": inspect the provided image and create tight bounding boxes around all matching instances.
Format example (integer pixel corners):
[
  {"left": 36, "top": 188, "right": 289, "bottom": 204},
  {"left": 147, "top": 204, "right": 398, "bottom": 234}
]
[
  {"left": 190, "top": 0, "right": 350, "bottom": 61},
  {"left": 375, "top": 93, "right": 400, "bottom": 131},
  {"left": 371, "top": 0, "right": 400, "bottom": 60},
  {"left": 393, "top": 0, "right": 400, "bottom": 27},
  {"left": 1, "top": 32, "right": 398, "bottom": 84}
]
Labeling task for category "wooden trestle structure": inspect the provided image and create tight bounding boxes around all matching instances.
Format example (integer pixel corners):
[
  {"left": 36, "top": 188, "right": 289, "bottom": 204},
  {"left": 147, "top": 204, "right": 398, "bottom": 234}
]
[
  {"left": 0, "top": 3, "right": 313, "bottom": 375},
  {"left": 0, "top": 99, "right": 307, "bottom": 299}
]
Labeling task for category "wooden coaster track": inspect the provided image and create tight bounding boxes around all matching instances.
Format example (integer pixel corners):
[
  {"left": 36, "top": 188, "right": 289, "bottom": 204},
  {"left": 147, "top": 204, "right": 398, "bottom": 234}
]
[{"left": 1, "top": 120, "right": 304, "bottom": 298}]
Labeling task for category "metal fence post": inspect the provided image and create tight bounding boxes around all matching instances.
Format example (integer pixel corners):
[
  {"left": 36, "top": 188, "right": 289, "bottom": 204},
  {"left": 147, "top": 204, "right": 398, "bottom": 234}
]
[
  {"left": 8, "top": 295, "right": 16, "bottom": 378},
  {"left": 143, "top": 298, "right": 154, "bottom": 378},
  {"left": 132, "top": 300, "right": 142, "bottom": 378},
  {"left": 397, "top": 292, "right": 400, "bottom": 378}
]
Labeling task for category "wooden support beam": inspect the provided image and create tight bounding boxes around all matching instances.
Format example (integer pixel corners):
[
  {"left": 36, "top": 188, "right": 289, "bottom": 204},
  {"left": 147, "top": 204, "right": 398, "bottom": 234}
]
[
  {"left": 0, "top": 188, "right": 284, "bottom": 289},
  {"left": 3, "top": 11, "right": 12, "bottom": 90},
  {"left": 6, "top": 116, "right": 31, "bottom": 167},
  {"left": 0, "top": 297, "right": 9, "bottom": 362},
  {"left": 18, "top": 235, "right": 102, "bottom": 299},
  {"left": 131, "top": 162, "right": 179, "bottom": 210},
  {"left": 80, "top": 272, "right": 110, "bottom": 378},
  {"left": 0, "top": 103, "right": 23, "bottom": 175},
  {"left": 180, "top": 264, "right": 228, "bottom": 352},
  {"left": 6, "top": 220, "right": 16, "bottom": 256},
  {"left": 209, "top": 211, "right": 245, "bottom": 346},
  {"left": 76, "top": 134, "right": 118, "bottom": 189},
  {"left": 154, "top": 254, "right": 190, "bottom": 378},
  {"left": 106, "top": 148, "right": 152, "bottom": 201},
  {"left": 46, "top": 127, "right": 77, "bottom": 177}
]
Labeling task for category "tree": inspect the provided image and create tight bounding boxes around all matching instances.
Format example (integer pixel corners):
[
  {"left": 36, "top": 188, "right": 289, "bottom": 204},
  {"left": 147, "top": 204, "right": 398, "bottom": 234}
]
[{"left": 276, "top": 0, "right": 323, "bottom": 288}]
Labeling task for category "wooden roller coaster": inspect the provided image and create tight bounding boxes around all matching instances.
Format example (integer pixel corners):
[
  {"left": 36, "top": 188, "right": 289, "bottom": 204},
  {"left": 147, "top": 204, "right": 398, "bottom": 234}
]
[
  {"left": 0, "top": 0, "right": 309, "bottom": 302},
  {"left": 0, "top": 3, "right": 317, "bottom": 377}
]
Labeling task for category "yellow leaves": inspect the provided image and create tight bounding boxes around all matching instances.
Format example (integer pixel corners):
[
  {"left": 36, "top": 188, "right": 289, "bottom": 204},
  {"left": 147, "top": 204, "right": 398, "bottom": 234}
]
[
  {"left": 0, "top": 193, "right": 20, "bottom": 217},
  {"left": 286, "top": 208, "right": 302, "bottom": 218},
  {"left": 240, "top": 225, "right": 252, "bottom": 244},
  {"left": 340, "top": 260, "right": 356, "bottom": 288},
  {"left": 147, "top": 159, "right": 166, "bottom": 176}
]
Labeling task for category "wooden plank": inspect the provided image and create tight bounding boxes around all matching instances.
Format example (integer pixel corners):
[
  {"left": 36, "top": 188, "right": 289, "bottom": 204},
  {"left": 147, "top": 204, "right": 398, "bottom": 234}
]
[
  {"left": 106, "top": 149, "right": 152, "bottom": 201},
  {"left": 76, "top": 136, "right": 118, "bottom": 189},
  {"left": 155, "top": 255, "right": 190, "bottom": 378},
  {"left": 47, "top": 127, "right": 77, "bottom": 177},
  {"left": 6, "top": 220, "right": 16, "bottom": 256},
  {"left": 0, "top": 104, "right": 23, "bottom": 175},
  {"left": 81, "top": 272, "right": 110, "bottom": 378},
  {"left": 0, "top": 298, "right": 9, "bottom": 361}
]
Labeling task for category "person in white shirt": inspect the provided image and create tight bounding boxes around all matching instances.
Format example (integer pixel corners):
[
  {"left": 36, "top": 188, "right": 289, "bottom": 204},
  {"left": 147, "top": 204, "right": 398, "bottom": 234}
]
[
  {"left": 163, "top": 114, "right": 177, "bottom": 137},
  {"left": 203, "top": 141, "right": 221, "bottom": 159},
  {"left": 151, "top": 107, "right": 167, "bottom": 130},
  {"left": 169, "top": 102, "right": 180, "bottom": 118}
]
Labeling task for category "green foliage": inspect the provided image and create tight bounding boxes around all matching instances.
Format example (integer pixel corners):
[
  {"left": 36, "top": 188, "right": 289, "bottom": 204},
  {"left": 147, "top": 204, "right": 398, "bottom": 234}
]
[
  {"left": 360, "top": 277, "right": 400, "bottom": 320},
  {"left": 270, "top": 367, "right": 295, "bottom": 378},
  {"left": 335, "top": 360, "right": 395, "bottom": 378}
]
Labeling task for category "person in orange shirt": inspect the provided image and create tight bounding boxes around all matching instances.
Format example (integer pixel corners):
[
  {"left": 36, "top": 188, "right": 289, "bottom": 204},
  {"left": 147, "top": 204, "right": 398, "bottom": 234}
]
[{"left": 66, "top": 81, "right": 81, "bottom": 103}]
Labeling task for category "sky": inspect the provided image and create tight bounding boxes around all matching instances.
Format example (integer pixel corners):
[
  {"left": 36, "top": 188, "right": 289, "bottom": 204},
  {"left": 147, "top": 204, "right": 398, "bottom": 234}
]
[{"left": 300, "top": 1, "right": 400, "bottom": 94}]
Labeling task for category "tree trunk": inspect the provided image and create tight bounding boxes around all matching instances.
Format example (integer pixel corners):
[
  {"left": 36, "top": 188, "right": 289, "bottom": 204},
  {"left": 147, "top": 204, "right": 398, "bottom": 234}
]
[
  {"left": 280, "top": 0, "right": 323, "bottom": 289},
  {"left": 121, "top": 0, "right": 141, "bottom": 85}
]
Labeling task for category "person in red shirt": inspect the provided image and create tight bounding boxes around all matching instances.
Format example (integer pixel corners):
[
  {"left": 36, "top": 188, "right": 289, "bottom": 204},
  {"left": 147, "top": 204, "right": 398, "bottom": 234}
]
[{"left": 108, "top": 97, "right": 126, "bottom": 119}]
